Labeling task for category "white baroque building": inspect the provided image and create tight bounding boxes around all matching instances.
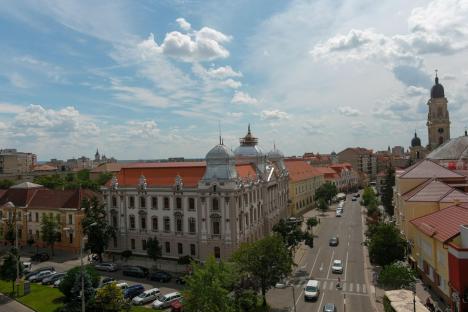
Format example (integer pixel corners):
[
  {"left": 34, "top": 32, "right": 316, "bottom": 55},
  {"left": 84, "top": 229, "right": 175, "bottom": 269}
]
[{"left": 101, "top": 127, "right": 289, "bottom": 260}]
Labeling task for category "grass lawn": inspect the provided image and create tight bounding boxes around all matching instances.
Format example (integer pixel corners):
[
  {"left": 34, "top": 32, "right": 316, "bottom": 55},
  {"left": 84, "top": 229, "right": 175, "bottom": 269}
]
[
  {"left": 131, "top": 306, "right": 153, "bottom": 311},
  {"left": 0, "top": 280, "right": 63, "bottom": 312}
]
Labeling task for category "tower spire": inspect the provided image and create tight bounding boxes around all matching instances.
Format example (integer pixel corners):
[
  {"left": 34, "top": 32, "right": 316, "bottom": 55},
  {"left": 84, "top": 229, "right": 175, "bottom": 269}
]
[
  {"left": 248, "top": 123, "right": 251, "bottom": 135},
  {"left": 435, "top": 69, "right": 439, "bottom": 84}
]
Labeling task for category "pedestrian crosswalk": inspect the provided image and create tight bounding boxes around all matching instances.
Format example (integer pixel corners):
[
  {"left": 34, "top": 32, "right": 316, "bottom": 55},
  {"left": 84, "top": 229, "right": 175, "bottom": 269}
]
[{"left": 296, "top": 279, "right": 368, "bottom": 295}]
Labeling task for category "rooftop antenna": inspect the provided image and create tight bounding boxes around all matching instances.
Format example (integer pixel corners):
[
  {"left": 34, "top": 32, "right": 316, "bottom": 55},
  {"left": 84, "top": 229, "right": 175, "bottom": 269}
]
[{"left": 218, "top": 120, "right": 222, "bottom": 145}]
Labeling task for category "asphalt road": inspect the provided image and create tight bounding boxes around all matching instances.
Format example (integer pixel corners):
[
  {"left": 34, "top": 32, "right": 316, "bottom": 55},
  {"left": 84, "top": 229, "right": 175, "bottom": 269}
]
[{"left": 267, "top": 194, "right": 374, "bottom": 312}]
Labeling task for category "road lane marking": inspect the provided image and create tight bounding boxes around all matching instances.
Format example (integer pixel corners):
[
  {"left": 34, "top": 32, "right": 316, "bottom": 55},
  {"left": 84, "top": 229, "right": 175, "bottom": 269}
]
[
  {"left": 309, "top": 247, "right": 322, "bottom": 278},
  {"left": 341, "top": 292, "right": 369, "bottom": 297},
  {"left": 344, "top": 251, "right": 349, "bottom": 281},
  {"left": 356, "top": 283, "right": 360, "bottom": 293},
  {"left": 349, "top": 283, "right": 353, "bottom": 292},
  {"left": 322, "top": 280, "right": 327, "bottom": 290},
  {"left": 363, "top": 284, "right": 367, "bottom": 293},
  {"left": 342, "top": 282, "right": 346, "bottom": 291},
  {"left": 316, "top": 291, "right": 325, "bottom": 312},
  {"left": 326, "top": 250, "right": 335, "bottom": 280},
  {"left": 319, "top": 263, "right": 323, "bottom": 271}
]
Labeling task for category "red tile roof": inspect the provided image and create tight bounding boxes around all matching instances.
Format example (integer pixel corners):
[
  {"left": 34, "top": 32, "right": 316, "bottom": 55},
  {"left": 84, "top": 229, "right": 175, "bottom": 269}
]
[
  {"left": 314, "top": 167, "right": 339, "bottom": 180},
  {"left": 410, "top": 204, "right": 468, "bottom": 242},
  {"left": 399, "top": 160, "right": 465, "bottom": 179},
  {"left": 236, "top": 164, "right": 257, "bottom": 179},
  {"left": 284, "top": 159, "right": 322, "bottom": 182}
]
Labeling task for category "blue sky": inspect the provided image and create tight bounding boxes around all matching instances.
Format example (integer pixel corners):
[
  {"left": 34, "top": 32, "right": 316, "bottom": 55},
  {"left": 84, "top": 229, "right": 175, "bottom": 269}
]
[{"left": 1, "top": 0, "right": 468, "bottom": 161}]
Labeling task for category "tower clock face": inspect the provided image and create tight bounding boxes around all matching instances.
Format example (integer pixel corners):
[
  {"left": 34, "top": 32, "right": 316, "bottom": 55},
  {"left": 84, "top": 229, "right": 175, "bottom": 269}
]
[{"left": 438, "top": 128, "right": 444, "bottom": 133}]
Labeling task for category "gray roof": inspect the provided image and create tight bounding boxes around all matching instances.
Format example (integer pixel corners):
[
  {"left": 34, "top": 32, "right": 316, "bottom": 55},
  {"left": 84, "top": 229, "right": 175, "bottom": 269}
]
[
  {"left": 11, "top": 182, "right": 43, "bottom": 189},
  {"left": 427, "top": 135, "right": 468, "bottom": 161},
  {"left": 202, "top": 144, "right": 237, "bottom": 181}
]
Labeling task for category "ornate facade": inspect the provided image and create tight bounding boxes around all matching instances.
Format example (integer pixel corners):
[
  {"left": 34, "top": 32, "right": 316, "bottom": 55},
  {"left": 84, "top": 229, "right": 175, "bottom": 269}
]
[{"left": 101, "top": 127, "right": 289, "bottom": 261}]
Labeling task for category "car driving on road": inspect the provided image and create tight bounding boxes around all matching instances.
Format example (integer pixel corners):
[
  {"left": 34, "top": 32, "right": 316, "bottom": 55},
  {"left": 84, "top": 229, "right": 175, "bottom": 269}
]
[
  {"left": 304, "top": 279, "right": 320, "bottom": 301},
  {"left": 331, "top": 259, "right": 343, "bottom": 274},
  {"left": 323, "top": 303, "right": 337, "bottom": 312},
  {"left": 329, "top": 236, "right": 339, "bottom": 246}
]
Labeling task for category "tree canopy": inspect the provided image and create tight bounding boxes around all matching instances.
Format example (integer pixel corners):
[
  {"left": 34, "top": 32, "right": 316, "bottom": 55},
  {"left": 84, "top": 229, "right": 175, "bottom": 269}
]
[
  {"left": 378, "top": 262, "right": 415, "bottom": 289},
  {"left": 40, "top": 213, "right": 60, "bottom": 256},
  {"left": 0, "top": 179, "right": 14, "bottom": 189},
  {"left": 381, "top": 166, "right": 395, "bottom": 216},
  {"left": 94, "top": 282, "right": 130, "bottom": 312},
  {"left": 232, "top": 235, "right": 293, "bottom": 306},
  {"left": 82, "top": 197, "right": 116, "bottom": 262},
  {"left": 0, "top": 251, "right": 24, "bottom": 293},
  {"left": 33, "top": 169, "right": 112, "bottom": 191},
  {"left": 59, "top": 265, "right": 100, "bottom": 301},
  {"left": 368, "top": 223, "right": 406, "bottom": 266},
  {"left": 314, "top": 181, "right": 337, "bottom": 203},
  {"left": 146, "top": 237, "right": 162, "bottom": 263},
  {"left": 183, "top": 256, "right": 236, "bottom": 312}
]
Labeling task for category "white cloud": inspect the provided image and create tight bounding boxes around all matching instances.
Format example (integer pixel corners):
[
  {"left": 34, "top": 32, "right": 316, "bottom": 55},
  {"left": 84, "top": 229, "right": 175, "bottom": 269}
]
[
  {"left": 0, "top": 102, "right": 26, "bottom": 114},
  {"left": 138, "top": 19, "right": 231, "bottom": 62},
  {"left": 260, "top": 109, "right": 289, "bottom": 121},
  {"left": 231, "top": 91, "right": 258, "bottom": 105},
  {"left": 206, "top": 65, "right": 242, "bottom": 79},
  {"left": 176, "top": 17, "right": 191, "bottom": 31},
  {"left": 338, "top": 106, "right": 360, "bottom": 117},
  {"left": 126, "top": 120, "right": 160, "bottom": 138},
  {"left": 110, "top": 80, "right": 169, "bottom": 108},
  {"left": 220, "top": 79, "right": 241, "bottom": 89}
]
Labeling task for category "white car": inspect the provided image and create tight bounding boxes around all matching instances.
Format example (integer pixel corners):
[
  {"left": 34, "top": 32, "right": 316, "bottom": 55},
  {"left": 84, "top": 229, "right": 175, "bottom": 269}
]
[
  {"left": 275, "top": 280, "right": 288, "bottom": 289},
  {"left": 304, "top": 280, "right": 320, "bottom": 301},
  {"left": 336, "top": 210, "right": 342, "bottom": 217},
  {"left": 53, "top": 278, "right": 63, "bottom": 287},
  {"left": 152, "top": 292, "right": 182, "bottom": 309},
  {"left": 22, "top": 262, "right": 32, "bottom": 273},
  {"left": 331, "top": 260, "right": 343, "bottom": 274},
  {"left": 132, "top": 288, "right": 160, "bottom": 305},
  {"left": 115, "top": 282, "right": 129, "bottom": 290}
]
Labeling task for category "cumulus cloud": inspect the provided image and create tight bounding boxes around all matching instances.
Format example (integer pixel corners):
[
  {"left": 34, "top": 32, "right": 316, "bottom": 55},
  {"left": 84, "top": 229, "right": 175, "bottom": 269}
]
[
  {"left": 127, "top": 120, "right": 160, "bottom": 138},
  {"left": 231, "top": 91, "right": 258, "bottom": 105},
  {"left": 138, "top": 19, "right": 231, "bottom": 62},
  {"left": 220, "top": 79, "right": 241, "bottom": 89},
  {"left": 205, "top": 65, "right": 242, "bottom": 79},
  {"left": 260, "top": 109, "right": 289, "bottom": 121},
  {"left": 176, "top": 17, "right": 191, "bottom": 31},
  {"left": 338, "top": 106, "right": 360, "bottom": 117},
  {"left": 0, "top": 102, "right": 26, "bottom": 114}
]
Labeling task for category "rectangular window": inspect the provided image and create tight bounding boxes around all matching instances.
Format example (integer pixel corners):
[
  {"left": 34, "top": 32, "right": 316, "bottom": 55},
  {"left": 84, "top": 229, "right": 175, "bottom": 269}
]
[
  {"left": 113, "top": 237, "right": 117, "bottom": 248},
  {"left": 131, "top": 239, "right": 135, "bottom": 250},
  {"left": 176, "top": 218, "right": 182, "bottom": 233},
  {"left": 112, "top": 215, "right": 118, "bottom": 228},
  {"left": 189, "top": 198, "right": 195, "bottom": 211},
  {"left": 35, "top": 230, "right": 39, "bottom": 239},
  {"left": 129, "top": 215, "right": 135, "bottom": 229},
  {"left": 140, "top": 196, "right": 146, "bottom": 208},
  {"left": 190, "top": 244, "right": 196, "bottom": 256},
  {"left": 141, "top": 217, "right": 146, "bottom": 229},
  {"left": 142, "top": 239, "right": 147, "bottom": 250},
  {"left": 213, "top": 220, "right": 220, "bottom": 235},
  {"left": 68, "top": 215, "right": 73, "bottom": 225},
  {"left": 434, "top": 272, "right": 440, "bottom": 286},
  {"left": 129, "top": 196, "right": 135, "bottom": 208},
  {"left": 69, "top": 233, "right": 73, "bottom": 244},
  {"left": 165, "top": 241, "right": 170, "bottom": 253},
  {"left": 164, "top": 197, "right": 170, "bottom": 210},
  {"left": 28, "top": 213, "right": 32, "bottom": 222},
  {"left": 178, "top": 243, "right": 183, "bottom": 254},
  {"left": 176, "top": 197, "right": 182, "bottom": 210},
  {"left": 164, "top": 217, "right": 170, "bottom": 232},
  {"left": 151, "top": 197, "right": 158, "bottom": 209},
  {"left": 423, "top": 261, "right": 429, "bottom": 275},
  {"left": 152, "top": 217, "right": 158, "bottom": 231},
  {"left": 112, "top": 196, "right": 117, "bottom": 208},
  {"left": 35, "top": 212, "right": 39, "bottom": 222},
  {"left": 189, "top": 218, "right": 196, "bottom": 233}
]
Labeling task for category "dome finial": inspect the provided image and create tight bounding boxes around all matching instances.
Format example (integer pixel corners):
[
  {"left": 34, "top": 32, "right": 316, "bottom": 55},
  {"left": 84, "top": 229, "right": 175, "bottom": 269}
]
[{"left": 248, "top": 123, "right": 251, "bottom": 135}]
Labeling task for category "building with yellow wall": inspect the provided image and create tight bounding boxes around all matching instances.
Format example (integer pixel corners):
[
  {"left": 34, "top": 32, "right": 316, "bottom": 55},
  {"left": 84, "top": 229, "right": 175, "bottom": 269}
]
[{"left": 284, "top": 159, "right": 324, "bottom": 216}]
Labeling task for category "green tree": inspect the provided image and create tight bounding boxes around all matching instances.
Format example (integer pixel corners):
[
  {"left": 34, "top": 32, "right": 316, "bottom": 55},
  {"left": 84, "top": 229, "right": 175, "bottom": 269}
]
[
  {"left": 232, "top": 235, "right": 293, "bottom": 306},
  {"left": 368, "top": 223, "right": 406, "bottom": 266},
  {"left": 381, "top": 166, "right": 395, "bottom": 216},
  {"left": 272, "top": 219, "right": 305, "bottom": 253},
  {"left": 0, "top": 251, "right": 23, "bottom": 294},
  {"left": 97, "top": 172, "right": 113, "bottom": 186},
  {"left": 94, "top": 282, "right": 130, "bottom": 312},
  {"left": 316, "top": 197, "right": 329, "bottom": 215},
  {"left": 306, "top": 217, "right": 318, "bottom": 230},
  {"left": 59, "top": 265, "right": 100, "bottom": 300},
  {"left": 362, "top": 187, "right": 377, "bottom": 206},
  {"left": 378, "top": 262, "right": 415, "bottom": 289},
  {"left": 82, "top": 197, "right": 116, "bottom": 262},
  {"left": 0, "top": 179, "right": 14, "bottom": 189},
  {"left": 33, "top": 174, "right": 64, "bottom": 189},
  {"left": 77, "top": 169, "right": 91, "bottom": 181},
  {"left": 146, "top": 237, "right": 162, "bottom": 267},
  {"left": 314, "top": 182, "right": 337, "bottom": 203},
  {"left": 40, "top": 214, "right": 60, "bottom": 256},
  {"left": 183, "top": 256, "right": 235, "bottom": 312}
]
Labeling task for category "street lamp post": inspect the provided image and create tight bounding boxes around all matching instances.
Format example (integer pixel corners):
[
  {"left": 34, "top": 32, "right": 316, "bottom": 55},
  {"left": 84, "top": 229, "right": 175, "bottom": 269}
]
[{"left": 286, "top": 284, "right": 297, "bottom": 312}]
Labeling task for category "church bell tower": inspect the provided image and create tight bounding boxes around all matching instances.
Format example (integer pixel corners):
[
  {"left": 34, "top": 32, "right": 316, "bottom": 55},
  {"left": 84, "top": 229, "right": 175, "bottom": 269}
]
[{"left": 427, "top": 72, "right": 450, "bottom": 150}]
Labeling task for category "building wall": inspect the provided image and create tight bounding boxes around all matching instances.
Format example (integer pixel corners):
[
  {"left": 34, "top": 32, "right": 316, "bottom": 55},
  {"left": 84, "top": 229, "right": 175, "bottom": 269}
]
[
  {"left": 288, "top": 177, "right": 321, "bottom": 216},
  {"left": 448, "top": 246, "right": 468, "bottom": 312}
]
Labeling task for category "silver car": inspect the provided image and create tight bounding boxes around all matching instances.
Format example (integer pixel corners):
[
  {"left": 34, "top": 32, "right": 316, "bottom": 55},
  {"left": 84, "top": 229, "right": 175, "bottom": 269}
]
[
  {"left": 94, "top": 262, "right": 118, "bottom": 272},
  {"left": 132, "top": 288, "right": 160, "bottom": 305},
  {"left": 323, "top": 303, "right": 337, "bottom": 312},
  {"left": 331, "top": 260, "right": 343, "bottom": 274}
]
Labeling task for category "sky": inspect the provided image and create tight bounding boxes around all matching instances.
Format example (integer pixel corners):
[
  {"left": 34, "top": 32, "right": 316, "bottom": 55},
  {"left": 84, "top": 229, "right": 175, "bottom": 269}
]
[{"left": 1, "top": 0, "right": 468, "bottom": 161}]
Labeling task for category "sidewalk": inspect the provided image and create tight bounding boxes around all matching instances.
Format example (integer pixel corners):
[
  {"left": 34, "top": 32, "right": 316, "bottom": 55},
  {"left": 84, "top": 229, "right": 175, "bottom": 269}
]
[{"left": 0, "top": 293, "right": 33, "bottom": 312}]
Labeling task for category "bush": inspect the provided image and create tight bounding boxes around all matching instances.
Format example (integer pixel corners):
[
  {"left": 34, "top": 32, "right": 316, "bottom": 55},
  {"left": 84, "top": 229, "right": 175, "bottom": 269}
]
[
  {"left": 59, "top": 265, "right": 100, "bottom": 301},
  {"left": 177, "top": 255, "right": 193, "bottom": 265}
]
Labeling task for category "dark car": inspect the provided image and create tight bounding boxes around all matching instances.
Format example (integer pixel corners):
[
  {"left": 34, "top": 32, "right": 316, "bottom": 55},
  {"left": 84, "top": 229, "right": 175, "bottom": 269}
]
[
  {"left": 329, "top": 236, "right": 339, "bottom": 246},
  {"left": 30, "top": 252, "right": 50, "bottom": 262},
  {"left": 25, "top": 266, "right": 55, "bottom": 280},
  {"left": 150, "top": 271, "right": 172, "bottom": 282},
  {"left": 123, "top": 284, "right": 145, "bottom": 299},
  {"left": 175, "top": 272, "right": 192, "bottom": 285},
  {"left": 42, "top": 272, "right": 66, "bottom": 285},
  {"left": 122, "top": 266, "right": 147, "bottom": 278},
  {"left": 100, "top": 277, "right": 116, "bottom": 287},
  {"left": 352, "top": 197, "right": 357, "bottom": 201}
]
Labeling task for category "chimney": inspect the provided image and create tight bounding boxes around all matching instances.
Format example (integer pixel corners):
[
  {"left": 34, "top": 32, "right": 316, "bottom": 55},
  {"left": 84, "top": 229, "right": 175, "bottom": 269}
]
[{"left": 461, "top": 225, "right": 468, "bottom": 248}]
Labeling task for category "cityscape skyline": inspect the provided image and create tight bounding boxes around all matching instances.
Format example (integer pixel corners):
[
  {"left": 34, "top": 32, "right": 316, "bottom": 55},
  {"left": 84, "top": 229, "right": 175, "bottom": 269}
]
[{"left": 1, "top": 0, "right": 468, "bottom": 160}]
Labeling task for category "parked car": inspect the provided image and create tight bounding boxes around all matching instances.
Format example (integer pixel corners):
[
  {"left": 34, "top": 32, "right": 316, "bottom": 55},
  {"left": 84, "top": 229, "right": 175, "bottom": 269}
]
[
  {"left": 329, "top": 236, "right": 339, "bottom": 246},
  {"left": 100, "top": 277, "right": 116, "bottom": 287},
  {"left": 149, "top": 271, "right": 172, "bottom": 282},
  {"left": 175, "top": 272, "right": 191, "bottom": 285},
  {"left": 304, "top": 279, "right": 320, "bottom": 301},
  {"left": 94, "top": 262, "right": 118, "bottom": 272},
  {"left": 131, "top": 288, "right": 160, "bottom": 305},
  {"left": 42, "top": 272, "right": 66, "bottom": 285},
  {"left": 152, "top": 292, "right": 183, "bottom": 309},
  {"left": 22, "top": 262, "right": 32, "bottom": 274},
  {"left": 30, "top": 252, "right": 49, "bottom": 262},
  {"left": 29, "top": 270, "right": 55, "bottom": 283},
  {"left": 336, "top": 210, "right": 342, "bottom": 217},
  {"left": 53, "top": 277, "right": 64, "bottom": 287},
  {"left": 331, "top": 260, "right": 343, "bottom": 274},
  {"left": 25, "top": 266, "right": 55, "bottom": 280},
  {"left": 323, "top": 303, "right": 337, "bottom": 312},
  {"left": 274, "top": 279, "right": 288, "bottom": 289},
  {"left": 115, "top": 282, "right": 129, "bottom": 290},
  {"left": 123, "top": 284, "right": 145, "bottom": 300},
  {"left": 122, "top": 266, "right": 147, "bottom": 278}
]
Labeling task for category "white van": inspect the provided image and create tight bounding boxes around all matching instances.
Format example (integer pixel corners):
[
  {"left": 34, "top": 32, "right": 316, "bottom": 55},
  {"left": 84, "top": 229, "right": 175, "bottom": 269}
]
[{"left": 304, "top": 280, "right": 320, "bottom": 301}]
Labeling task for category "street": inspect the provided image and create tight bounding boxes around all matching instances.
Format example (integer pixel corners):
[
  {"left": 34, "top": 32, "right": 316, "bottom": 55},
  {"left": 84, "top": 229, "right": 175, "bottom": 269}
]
[{"left": 267, "top": 194, "right": 374, "bottom": 312}]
